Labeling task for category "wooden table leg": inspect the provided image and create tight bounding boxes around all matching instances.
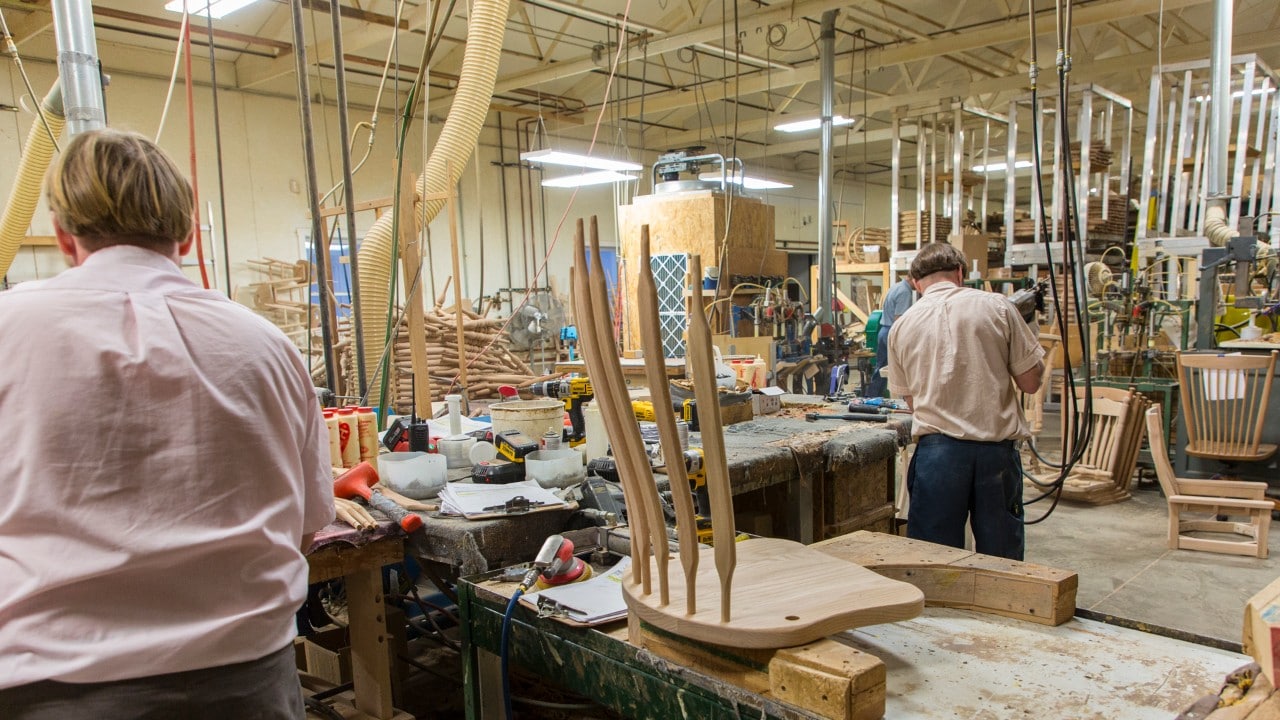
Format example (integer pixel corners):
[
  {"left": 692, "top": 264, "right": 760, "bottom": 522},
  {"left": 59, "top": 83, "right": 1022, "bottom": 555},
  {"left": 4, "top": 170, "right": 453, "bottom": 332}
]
[{"left": 346, "top": 565, "right": 394, "bottom": 719}]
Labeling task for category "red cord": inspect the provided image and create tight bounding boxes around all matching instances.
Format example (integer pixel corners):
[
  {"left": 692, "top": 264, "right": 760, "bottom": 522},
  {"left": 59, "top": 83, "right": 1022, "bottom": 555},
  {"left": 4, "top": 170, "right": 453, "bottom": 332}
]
[{"left": 182, "top": 3, "right": 210, "bottom": 289}]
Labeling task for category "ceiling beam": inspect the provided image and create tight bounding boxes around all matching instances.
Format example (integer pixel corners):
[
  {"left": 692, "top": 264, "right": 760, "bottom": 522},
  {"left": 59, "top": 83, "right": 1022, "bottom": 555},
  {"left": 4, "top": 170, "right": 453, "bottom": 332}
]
[
  {"left": 490, "top": 0, "right": 853, "bottom": 95},
  {"left": 601, "top": 0, "right": 1209, "bottom": 120},
  {"left": 235, "top": 1, "right": 430, "bottom": 89}
]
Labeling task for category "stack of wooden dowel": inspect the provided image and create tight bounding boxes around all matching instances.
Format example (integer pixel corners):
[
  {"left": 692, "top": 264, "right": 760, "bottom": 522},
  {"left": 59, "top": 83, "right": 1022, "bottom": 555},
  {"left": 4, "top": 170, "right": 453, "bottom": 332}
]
[
  {"left": 339, "top": 304, "right": 555, "bottom": 405},
  {"left": 899, "top": 211, "right": 953, "bottom": 245}
]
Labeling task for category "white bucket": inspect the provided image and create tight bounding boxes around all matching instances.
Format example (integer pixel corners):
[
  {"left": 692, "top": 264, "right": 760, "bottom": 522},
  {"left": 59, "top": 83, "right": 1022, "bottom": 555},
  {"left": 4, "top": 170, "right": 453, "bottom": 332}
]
[
  {"left": 380, "top": 452, "right": 448, "bottom": 499},
  {"left": 525, "top": 449, "right": 587, "bottom": 489},
  {"left": 489, "top": 399, "right": 564, "bottom": 441}
]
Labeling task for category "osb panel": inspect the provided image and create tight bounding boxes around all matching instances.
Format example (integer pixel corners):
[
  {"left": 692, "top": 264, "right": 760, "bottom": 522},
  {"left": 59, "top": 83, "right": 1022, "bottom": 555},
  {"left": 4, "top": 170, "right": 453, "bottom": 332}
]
[{"left": 619, "top": 192, "right": 777, "bottom": 352}]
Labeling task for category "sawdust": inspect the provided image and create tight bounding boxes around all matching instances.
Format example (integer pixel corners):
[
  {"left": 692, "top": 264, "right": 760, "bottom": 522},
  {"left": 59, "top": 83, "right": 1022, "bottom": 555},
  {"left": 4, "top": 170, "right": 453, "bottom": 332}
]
[{"left": 768, "top": 428, "right": 843, "bottom": 455}]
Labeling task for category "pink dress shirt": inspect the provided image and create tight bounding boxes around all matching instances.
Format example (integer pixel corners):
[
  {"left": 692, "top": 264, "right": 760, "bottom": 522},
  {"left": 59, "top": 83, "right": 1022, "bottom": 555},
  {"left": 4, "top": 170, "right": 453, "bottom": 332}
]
[{"left": 0, "top": 245, "right": 334, "bottom": 688}]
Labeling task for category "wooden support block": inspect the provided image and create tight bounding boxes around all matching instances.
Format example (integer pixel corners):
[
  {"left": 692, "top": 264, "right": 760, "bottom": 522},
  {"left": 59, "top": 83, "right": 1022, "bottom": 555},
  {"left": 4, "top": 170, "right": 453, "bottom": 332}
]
[
  {"left": 1245, "top": 576, "right": 1280, "bottom": 689},
  {"left": 635, "top": 624, "right": 885, "bottom": 720},
  {"left": 812, "top": 531, "right": 1078, "bottom": 626}
]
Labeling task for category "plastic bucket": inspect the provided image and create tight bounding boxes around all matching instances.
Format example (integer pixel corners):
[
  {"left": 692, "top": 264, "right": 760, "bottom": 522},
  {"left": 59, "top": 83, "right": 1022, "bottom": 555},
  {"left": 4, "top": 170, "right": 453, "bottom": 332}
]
[
  {"left": 489, "top": 399, "right": 564, "bottom": 440},
  {"left": 525, "top": 449, "right": 587, "bottom": 489},
  {"left": 380, "top": 452, "right": 448, "bottom": 499}
]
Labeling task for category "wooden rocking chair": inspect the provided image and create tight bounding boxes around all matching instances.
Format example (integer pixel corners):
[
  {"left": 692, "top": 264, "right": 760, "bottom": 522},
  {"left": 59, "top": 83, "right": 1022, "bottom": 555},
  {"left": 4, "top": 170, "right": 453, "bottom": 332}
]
[{"left": 1145, "top": 405, "right": 1272, "bottom": 558}]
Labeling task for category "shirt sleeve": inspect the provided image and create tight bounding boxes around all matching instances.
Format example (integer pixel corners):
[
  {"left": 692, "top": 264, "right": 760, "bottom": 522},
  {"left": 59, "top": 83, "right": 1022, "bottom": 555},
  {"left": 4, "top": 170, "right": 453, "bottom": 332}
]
[
  {"left": 886, "top": 322, "right": 911, "bottom": 397},
  {"left": 1007, "top": 304, "right": 1046, "bottom": 378}
]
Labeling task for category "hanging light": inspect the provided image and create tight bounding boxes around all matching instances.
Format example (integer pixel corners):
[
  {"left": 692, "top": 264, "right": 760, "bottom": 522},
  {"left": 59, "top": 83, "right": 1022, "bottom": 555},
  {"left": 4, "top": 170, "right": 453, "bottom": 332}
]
[
  {"left": 542, "top": 171, "right": 639, "bottom": 188},
  {"left": 522, "top": 149, "right": 643, "bottom": 172},
  {"left": 774, "top": 115, "right": 857, "bottom": 133},
  {"left": 164, "top": 0, "right": 262, "bottom": 19}
]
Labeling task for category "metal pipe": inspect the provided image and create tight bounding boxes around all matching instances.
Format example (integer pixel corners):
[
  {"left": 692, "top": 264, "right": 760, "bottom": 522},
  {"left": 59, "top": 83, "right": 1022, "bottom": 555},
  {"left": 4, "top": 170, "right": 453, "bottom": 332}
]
[
  {"left": 497, "top": 113, "right": 515, "bottom": 293},
  {"left": 289, "top": 0, "right": 337, "bottom": 392},
  {"left": 205, "top": 10, "right": 232, "bottom": 298},
  {"left": 1206, "top": 0, "right": 1233, "bottom": 199},
  {"left": 330, "top": 0, "right": 368, "bottom": 396},
  {"left": 816, "top": 10, "right": 836, "bottom": 324},
  {"left": 51, "top": 0, "right": 105, "bottom": 136}
]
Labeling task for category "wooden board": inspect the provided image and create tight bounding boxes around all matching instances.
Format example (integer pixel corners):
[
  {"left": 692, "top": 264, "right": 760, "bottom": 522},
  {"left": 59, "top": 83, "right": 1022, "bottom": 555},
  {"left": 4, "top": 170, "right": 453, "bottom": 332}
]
[
  {"left": 1245, "top": 575, "right": 1280, "bottom": 690},
  {"left": 812, "top": 531, "right": 1078, "bottom": 626},
  {"left": 622, "top": 537, "right": 924, "bottom": 649},
  {"left": 635, "top": 625, "right": 886, "bottom": 720}
]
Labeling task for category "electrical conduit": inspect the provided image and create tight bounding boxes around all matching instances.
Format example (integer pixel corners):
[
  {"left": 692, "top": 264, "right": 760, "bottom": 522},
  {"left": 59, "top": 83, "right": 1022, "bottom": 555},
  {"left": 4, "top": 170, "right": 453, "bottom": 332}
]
[
  {"left": 0, "top": 83, "right": 65, "bottom": 280},
  {"left": 356, "top": 0, "right": 510, "bottom": 408}
]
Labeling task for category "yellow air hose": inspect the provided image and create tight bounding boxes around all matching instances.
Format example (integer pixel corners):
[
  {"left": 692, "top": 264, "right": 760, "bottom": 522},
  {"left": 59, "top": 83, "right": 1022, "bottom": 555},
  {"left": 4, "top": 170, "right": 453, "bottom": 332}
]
[
  {"left": 0, "top": 83, "right": 65, "bottom": 279},
  {"left": 356, "top": 0, "right": 510, "bottom": 408}
]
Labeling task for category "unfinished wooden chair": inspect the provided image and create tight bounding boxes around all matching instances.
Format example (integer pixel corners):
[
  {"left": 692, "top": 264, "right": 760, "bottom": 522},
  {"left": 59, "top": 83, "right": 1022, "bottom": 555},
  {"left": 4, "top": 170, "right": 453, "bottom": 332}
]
[
  {"left": 1145, "top": 405, "right": 1272, "bottom": 558},
  {"left": 1176, "top": 350, "right": 1278, "bottom": 464},
  {"left": 1021, "top": 333, "right": 1061, "bottom": 436},
  {"left": 1050, "top": 385, "right": 1147, "bottom": 504}
]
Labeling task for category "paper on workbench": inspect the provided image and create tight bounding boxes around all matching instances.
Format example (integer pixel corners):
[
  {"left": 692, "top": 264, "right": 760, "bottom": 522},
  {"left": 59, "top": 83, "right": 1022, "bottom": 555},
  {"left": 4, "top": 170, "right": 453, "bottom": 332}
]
[
  {"left": 437, "top": 479, "right": 569, "bottom": 518},
  {"left": 520, "top": 557, "right": 631, "bottom": 625}
]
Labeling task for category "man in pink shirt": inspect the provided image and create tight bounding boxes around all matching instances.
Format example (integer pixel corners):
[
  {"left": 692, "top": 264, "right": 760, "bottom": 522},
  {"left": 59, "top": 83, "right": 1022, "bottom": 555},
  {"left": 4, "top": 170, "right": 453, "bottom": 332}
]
[{"left": 0, "top": 129, "right": 334, "bottom": 718}]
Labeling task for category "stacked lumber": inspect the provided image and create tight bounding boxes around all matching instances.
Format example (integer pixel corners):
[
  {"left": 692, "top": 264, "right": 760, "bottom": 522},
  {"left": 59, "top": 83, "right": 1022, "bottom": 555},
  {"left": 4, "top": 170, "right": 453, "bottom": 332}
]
[
  {"left": 899, "top": 211, "right": 952, "bottom": 246},
  {"left": 1010, "top": 194, "right": 1130, "bottom": 241},
  {"left": 835, "top": 223, "right": 891, "bottom": 263},
  {"left": 339, "top": 305, "right": 555, "bottom": 407},
  {"left": 935, "top": 169, "right": 987, "bottom": 188},
  {"left": 1026, "top": 386, "right": 1150, "bottom": 505},
  {"left": 1068, "top": 142, "right": 1114, "bottom": 169}
]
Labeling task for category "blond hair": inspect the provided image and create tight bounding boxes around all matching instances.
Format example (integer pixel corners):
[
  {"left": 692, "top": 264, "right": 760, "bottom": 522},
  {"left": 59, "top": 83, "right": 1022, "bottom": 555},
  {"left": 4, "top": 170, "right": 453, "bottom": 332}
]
[
  {"left": 909, "top": 242, "right": 966, "bottom": 280},
  {"left": 46, "top": 129, "right": 193, "bottom": 252}
]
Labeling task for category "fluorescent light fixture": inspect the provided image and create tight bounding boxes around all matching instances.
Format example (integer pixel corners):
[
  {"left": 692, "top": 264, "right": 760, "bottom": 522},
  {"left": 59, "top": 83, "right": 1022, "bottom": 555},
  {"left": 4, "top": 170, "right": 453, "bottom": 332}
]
[
  {"left": 971, "top": 160, "right": 1034, "bottom": 173},
  {"left": 521, "top": 149, "right": 642, "bottom": 172},
  {"left": 164, "top": 0, "right": 261, "bottom": 18},
  {"left": 774, "top": 115, "right": 857, "bottom": 133},
  {"left": 541, "top": 171, "right": 638, "bottom": 188},
  {"left": 698, "top": 171, "right": 793, "bottom": 190}
]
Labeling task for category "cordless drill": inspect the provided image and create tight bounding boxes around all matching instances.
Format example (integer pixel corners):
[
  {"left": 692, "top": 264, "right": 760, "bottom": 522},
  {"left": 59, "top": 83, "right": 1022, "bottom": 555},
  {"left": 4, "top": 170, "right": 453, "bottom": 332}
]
[{"left": 529, "top": 377, "right": 592, "bottom": 446}]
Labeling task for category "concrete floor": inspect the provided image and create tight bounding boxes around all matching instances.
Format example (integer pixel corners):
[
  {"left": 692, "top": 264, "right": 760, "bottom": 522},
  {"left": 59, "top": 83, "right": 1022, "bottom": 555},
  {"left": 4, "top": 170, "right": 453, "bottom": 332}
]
[
  {"left": 1024, "top": 485, "right": 1278, "bottom": 645},
  {"left": 1021, "top": 409, "right": 1279, "bottom": 646}
]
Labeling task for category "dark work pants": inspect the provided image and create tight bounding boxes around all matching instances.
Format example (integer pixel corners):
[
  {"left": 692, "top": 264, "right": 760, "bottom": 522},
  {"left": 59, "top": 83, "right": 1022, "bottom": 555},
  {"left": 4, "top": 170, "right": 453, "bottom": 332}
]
[
  {"left": 0, "top": 643, "right": 303, "bottom": 720},
  {"left": 907, "top": 434, "right": 1025, "bottom": 560},
  {"left": 865, "top": 325, "right": 891, "bottom": 398}
]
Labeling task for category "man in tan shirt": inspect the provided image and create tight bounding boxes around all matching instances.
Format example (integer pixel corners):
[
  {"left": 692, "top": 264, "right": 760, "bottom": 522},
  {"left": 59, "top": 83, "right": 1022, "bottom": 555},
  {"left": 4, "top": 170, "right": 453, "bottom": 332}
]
[{"left": 887, "top": 243, "right": 1045, "bottom": 560}]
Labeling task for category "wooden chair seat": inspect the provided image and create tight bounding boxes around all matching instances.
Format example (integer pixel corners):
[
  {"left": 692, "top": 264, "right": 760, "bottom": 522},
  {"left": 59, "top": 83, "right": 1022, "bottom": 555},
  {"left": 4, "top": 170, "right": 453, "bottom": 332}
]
[
  {"left": 1185, "top": 442, "right": 1278, "bottom": 463},
  {"left": 1147, "top": 406, "right": 1273, "bottom": 559}
]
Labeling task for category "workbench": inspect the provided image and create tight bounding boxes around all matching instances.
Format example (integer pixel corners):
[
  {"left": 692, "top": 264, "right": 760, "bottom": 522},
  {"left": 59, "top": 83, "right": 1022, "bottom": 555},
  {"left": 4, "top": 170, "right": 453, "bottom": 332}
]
[
  {"left": 406, "top": 413, "right": 903, "bottom": 581},
  {"left": 458, "top": 532, "right": 1249, "bottom": 720},
  {"left": 306, "top": 526, "right": 412, "bottom": 720}
]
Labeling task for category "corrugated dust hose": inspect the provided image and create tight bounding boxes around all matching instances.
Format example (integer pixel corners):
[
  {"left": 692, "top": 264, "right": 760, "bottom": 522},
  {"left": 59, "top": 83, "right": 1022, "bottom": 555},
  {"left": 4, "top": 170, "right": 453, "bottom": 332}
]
[
  {"left": 0, "top": 84, "right": 65, "bottom": 280},
  {"left": 355, "top": 0, "right": 510, "bottom": 409}
]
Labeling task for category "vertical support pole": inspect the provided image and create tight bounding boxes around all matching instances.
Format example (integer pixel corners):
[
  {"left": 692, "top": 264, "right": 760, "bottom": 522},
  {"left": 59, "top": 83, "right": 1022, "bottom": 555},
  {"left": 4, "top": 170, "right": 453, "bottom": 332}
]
[
  {"left": 1157, "top": 88, "right": 1178, "bottom": 237},
  {"left": 816, "top": 10, "right": 836, "bottom": 323},
  {"left": 1006, "top": 100, "right": 1018, "bottom": 251},
  {"left": 50, "top": 0, "right": 105, "bottom": 136},
  {"left": 1191, "top": 84, "right": 1210, "bottom": 234},
  {"left": 1172, "top": 73, "right": 1194, "bottom": 233},
  {"left": 1077, "top": 88, "right": 1093, "bottom": 248},
  {"left": 330, "top": 0, "right": 368, "bottom": 397},
  {"left": 398, "top": 170, "right": 433, "bottom": 416},
  {"left": 1229, "top": 61, "right": 1257, "bottom": 228},
  {"left": 448, "top": 161, "right": 469, "bottom": 393},
  {"left": 1137, "top": 70, "right": 1162, "bottom": 239},
  {"left": 916, "top": 120, "right": 925, "bottom": 248},
  {"left": 980, "top": 118, "right": 991, "bottom": 234},
  {"left": 891, "top": 115, "right": 901, "bottom": 254},
  {"left": 951, "top": 105, "right": 963, "bottom": 236}
]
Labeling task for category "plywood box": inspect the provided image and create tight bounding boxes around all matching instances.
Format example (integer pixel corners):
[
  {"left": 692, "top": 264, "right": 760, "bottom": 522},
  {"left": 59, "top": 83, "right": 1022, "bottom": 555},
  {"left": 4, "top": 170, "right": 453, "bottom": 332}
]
[
  {"left": 304, "top": 627, "right": 352, "bottom": 685},
  {"left": 619, "top": 191, "right": 780, "bottom": 353}
]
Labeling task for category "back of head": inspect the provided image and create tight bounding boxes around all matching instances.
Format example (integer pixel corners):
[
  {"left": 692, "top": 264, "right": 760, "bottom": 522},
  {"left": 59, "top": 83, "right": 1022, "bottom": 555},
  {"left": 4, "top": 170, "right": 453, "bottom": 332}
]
[
  {"left": 45, "top": 129, "right": 194, "bottom": 252},
  {"left": 909, "top": 242, "right": 966, "bottom": 280}
]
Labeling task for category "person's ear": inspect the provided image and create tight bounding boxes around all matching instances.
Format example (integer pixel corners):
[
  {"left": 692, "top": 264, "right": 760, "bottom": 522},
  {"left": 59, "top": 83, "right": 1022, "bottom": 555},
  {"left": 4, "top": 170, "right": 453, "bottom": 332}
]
[
  {"left": 52, "top": 214, "right": 76, "bottom": 258},
  {"left": 177, "top": 230, "right": 195, "bottom": 257}
]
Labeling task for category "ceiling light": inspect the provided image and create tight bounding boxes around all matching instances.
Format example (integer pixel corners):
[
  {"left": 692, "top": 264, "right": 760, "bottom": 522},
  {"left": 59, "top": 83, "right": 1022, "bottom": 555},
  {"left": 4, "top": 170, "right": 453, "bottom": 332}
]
[
  {"left": 698, "top": 172, "right": 793, "bottom": 190},
  {"left": 521, "top": 149, "right": 643, "bottom": 172},
  {"left": 774, "top": 115, "right": 857, "bottom": 133},
  {"left": 164, "top": 0, "right": 261, "bottom": 18},
  {"left": 541, "top": 171, "right": 638, "bottom": 188},
  {"left": 971, "top": 160, "right": 1034, "bottom": 173}
]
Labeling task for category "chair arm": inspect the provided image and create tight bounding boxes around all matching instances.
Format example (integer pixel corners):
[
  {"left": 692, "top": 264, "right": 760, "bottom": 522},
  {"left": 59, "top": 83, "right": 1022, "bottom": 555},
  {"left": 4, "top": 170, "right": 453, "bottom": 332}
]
[
  {"left": 1177, "top": 479, "right": 1270, "bottom": 500},
  {"left": 1170, "top": 494, "right": 1275, "bottom": 511}
]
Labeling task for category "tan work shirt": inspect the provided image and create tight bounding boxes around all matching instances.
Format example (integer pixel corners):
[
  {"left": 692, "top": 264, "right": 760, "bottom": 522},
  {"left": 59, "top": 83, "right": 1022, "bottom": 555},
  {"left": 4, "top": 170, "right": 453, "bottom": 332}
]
[{"left": 887, "top": 280, "right": 1044, "bottom": 441}]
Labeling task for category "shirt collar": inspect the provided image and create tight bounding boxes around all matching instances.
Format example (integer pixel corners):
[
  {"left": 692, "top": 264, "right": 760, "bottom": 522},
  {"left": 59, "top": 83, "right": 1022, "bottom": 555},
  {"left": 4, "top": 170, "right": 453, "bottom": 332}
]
[
  {"left": 81, "top": 245, "right": 184, "bottom": 274},
  {"left": 922, "top": 280, "right": 959, "bottom": 296}
]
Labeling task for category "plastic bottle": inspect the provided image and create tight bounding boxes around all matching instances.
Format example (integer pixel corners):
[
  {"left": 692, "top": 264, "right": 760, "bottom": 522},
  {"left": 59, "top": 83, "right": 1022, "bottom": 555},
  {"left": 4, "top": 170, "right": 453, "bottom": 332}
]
[
  {"left": 323, "top": 409, "right": 342, "bottom": 468},
  {"left": 445, "top": 394, "right": 463, "bottom": 436},
  {"left": 583, "top": 401, "right": 609, "bottom": 462},
  {"left": 336, "top": 407, "right": 360, "bottom": 468},
  {"left": 356, "top": 406, "right": 379, "bottom": 470}
]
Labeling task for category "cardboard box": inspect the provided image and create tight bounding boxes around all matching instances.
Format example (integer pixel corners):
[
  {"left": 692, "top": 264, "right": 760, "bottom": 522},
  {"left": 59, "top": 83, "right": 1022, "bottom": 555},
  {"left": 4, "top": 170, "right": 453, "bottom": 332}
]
[
  {"left": 1245, "top": 575, "right": 1280, "bottom": 688},
  {"left": 303, "top": 627, "right": 351, "bottom": 685},
  {"left": 751, "top": 387, "right": 784, "bottom": 416}
]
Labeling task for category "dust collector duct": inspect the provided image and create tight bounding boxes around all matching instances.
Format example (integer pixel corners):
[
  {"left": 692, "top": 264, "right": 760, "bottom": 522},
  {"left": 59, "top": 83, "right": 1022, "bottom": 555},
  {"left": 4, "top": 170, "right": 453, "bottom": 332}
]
[
  {"left": 355, "top": 0, "right": 511, "bottom": 408},
  {"left": 0, "top": 83, "right": 65, "bottom": 280}
]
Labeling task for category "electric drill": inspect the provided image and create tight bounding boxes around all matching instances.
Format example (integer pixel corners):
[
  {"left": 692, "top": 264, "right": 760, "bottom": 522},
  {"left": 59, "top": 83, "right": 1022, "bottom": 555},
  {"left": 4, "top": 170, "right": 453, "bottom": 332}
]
[
  {"left": 631, "top": 397, "right": 701, "bottom": 431},
  {"left": 529, "top": 377, "right": 593, "bottom": 445}
]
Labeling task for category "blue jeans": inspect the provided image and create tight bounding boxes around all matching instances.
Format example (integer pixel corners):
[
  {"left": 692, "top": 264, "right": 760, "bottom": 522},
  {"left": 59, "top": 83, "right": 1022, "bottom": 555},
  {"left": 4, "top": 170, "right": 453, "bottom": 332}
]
[
  {"left": 865, "top": 325, "right": 891, "bottom": 398},
  {"left": 907, "top": 434, "right": 1025, "bottom": 560}
]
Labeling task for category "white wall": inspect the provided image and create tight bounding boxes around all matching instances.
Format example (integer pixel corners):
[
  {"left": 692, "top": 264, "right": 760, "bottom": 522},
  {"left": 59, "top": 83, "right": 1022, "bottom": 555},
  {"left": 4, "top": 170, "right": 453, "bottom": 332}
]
[{"left": 1, "top": 61, "right": 897, "bottom": 316}]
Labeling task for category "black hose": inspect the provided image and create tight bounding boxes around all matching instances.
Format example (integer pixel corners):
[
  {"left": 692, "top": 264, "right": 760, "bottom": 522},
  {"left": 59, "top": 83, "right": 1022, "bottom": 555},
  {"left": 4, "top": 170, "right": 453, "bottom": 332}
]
[{"left": 305, "top": 696, "right": 346, "bottom": 720}]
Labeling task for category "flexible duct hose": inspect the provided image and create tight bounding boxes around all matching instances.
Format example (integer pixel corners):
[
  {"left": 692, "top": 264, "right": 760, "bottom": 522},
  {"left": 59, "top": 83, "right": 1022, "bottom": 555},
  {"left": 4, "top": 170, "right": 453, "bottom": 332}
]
[
  {"left": 1204, "top": 200, "right": 1236, "bottom": 247},
  {"left": 0, "top": 83, "right": 65, "bottom": 280},
  {"left": 356, "top": 0, "right": 510, "bottom": 408}
]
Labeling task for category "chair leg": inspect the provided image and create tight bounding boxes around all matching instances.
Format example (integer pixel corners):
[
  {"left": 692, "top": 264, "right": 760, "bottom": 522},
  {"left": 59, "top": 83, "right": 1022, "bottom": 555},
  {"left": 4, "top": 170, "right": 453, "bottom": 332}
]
[
  {"left": 1256, "top": 509, "right": 1271, "bottom": 559},
  {"left": 1168, "top": 504, "right": 1181, "bottom": 550}
]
